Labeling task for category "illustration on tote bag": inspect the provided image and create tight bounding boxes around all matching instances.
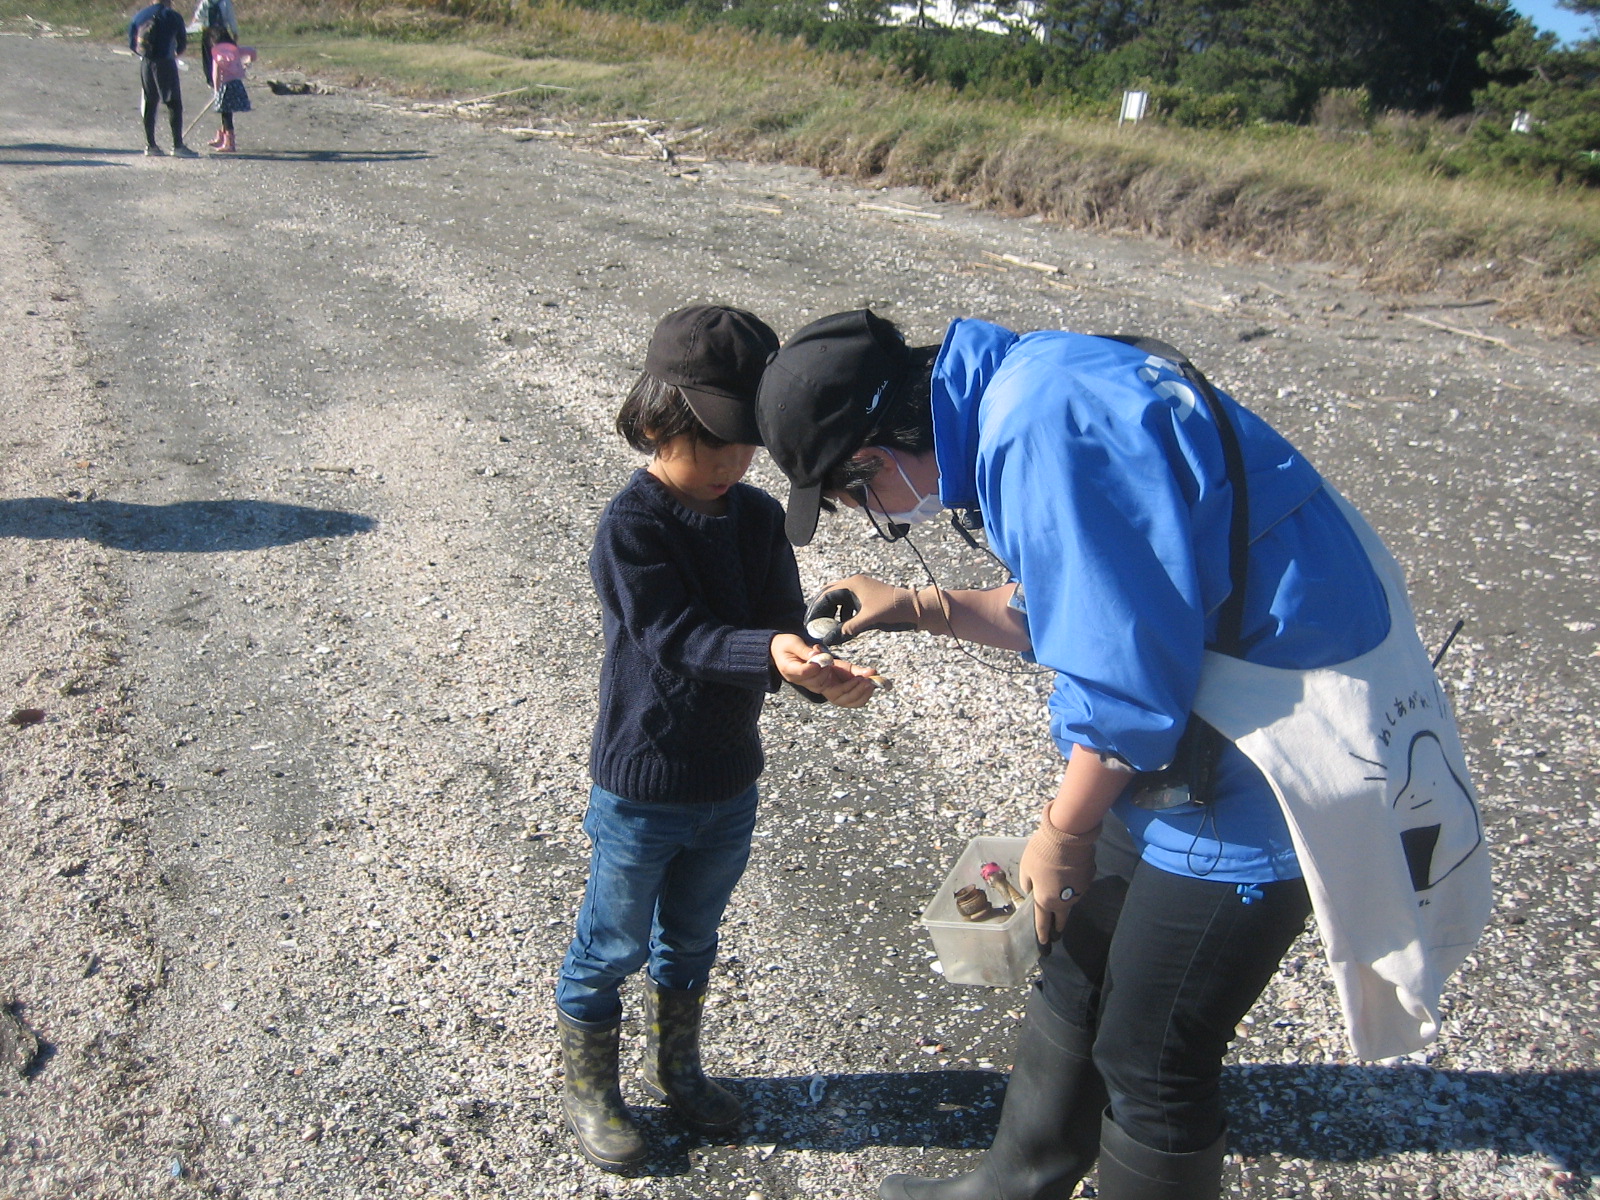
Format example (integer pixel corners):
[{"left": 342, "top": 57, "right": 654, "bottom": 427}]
[{"left": 1380, "top": 727, "right": 1483, "bottom": 895}]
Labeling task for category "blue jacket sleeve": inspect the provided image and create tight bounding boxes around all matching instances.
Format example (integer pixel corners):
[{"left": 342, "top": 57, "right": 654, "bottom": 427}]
[{"left": 978, "top": 337, "right": 1233, "bottom": 770}]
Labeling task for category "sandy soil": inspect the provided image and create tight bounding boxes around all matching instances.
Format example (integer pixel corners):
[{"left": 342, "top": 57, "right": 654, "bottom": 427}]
[{"left": 1, "top": 28, "right": 1598, "bottom": 1200}]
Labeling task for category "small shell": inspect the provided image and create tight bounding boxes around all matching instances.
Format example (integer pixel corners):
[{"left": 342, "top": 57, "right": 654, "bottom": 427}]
[{"left": 806, "top": 616, "right": 842, "bottom": 645}]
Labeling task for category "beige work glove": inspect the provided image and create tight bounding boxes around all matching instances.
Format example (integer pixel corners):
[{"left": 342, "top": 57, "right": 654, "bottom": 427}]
[
  {"left": 811, "top": 575, "right": 944, "bottom": 642},
  {"left": 1018, "top": 815, "right": 1101, "bottom": 952}
]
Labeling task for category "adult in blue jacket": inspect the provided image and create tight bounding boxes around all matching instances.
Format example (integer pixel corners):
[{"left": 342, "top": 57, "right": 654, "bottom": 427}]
[
  {"left": 756, "top": 311, "right": 1391, "bottom": 1200},
  {"left": 128, "top": 0, "right": 197, "bottom": 156}
]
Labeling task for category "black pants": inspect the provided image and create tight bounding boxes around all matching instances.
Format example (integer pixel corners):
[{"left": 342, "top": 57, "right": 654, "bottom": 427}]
[
  {"left": 1039, "top": 816, "right": 1312, "bottom": 1153},
  {"left": 139, "top": 56, "right": 183, "bottom": 147}
]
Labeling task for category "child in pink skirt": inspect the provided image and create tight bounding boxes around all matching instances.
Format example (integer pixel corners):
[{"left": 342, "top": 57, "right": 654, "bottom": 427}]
[{"left": 208, "top": 32, "right": 254, "bottom": 153}]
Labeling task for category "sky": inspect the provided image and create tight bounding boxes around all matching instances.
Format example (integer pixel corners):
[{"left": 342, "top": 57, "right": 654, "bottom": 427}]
[{"left": 1511, "top": 0, "right": 1596, "bottom": 44}]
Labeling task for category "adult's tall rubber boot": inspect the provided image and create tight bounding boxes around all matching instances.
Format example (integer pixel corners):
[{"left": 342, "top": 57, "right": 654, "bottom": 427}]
[
  {"left": 640, "top": 977, "right": 744, "bottom": 1135},
  {"left": 1095, "top": 1112, "right": 1226, "bottom": 1200},
  {"left": 878, "top": 986, "right": 1108, "bottom": 1200},
  {"left": 556, "top": 1009, "right": 647, "bottom": 1172}
]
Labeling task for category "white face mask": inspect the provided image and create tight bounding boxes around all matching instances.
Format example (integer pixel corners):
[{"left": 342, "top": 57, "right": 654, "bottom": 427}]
[{"left": 875, "top": 450, "right": 943, "bottom": 528}]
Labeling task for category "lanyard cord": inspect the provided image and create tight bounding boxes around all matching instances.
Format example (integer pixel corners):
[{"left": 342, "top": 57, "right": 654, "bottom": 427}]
[{"left": 856, "top": 496, "right": 1048, "bottom": 679}]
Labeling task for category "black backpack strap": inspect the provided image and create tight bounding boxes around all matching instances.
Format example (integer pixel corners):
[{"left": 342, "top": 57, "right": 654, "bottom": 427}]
[
  {"left": 1096, "top": 335, "right": 1249, "bottom": 654},
  {"left": 1098, "top": 335, "right": 1251, "bottom": 811}
]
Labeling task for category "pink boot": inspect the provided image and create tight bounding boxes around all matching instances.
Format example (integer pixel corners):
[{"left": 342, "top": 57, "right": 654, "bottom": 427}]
[
  {"left": 217, "top": 130, "right": 236, "bottom": 153},
  {"left": 208, "top": 128, "right": 225, "bottom": 148}
]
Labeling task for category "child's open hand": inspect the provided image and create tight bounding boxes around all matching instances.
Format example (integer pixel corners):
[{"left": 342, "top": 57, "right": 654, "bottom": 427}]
[{"left": 770, "top": 633, "right": 887, "bottom": 708}]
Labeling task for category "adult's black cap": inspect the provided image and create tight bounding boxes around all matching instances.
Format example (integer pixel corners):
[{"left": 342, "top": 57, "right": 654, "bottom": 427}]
[
  {"left": 644, "top": 304, "right": 780, "bottom": 445},
  {"left": 755, "top": 309, "right": 910, "bottom": 546}
]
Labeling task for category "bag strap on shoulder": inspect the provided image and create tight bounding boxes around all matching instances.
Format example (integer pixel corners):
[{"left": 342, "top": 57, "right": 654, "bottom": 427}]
[
  {"left": 1096, "top": 334, "right": 1250, "bottom": 655},
  {"left": 1097, "top": 334, "right": 1252, "bottom": 809}
]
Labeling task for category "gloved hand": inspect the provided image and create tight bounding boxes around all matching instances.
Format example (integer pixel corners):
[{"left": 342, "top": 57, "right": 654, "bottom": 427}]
[
  {"left": 1018, "top": 816, "right": 1100, "bottom": 952},
  {"left": 807, "top": 575, "right": 939, "bottom": 643}
]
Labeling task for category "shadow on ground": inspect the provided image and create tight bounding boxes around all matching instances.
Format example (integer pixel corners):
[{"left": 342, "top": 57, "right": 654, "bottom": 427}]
[
  {"left": 0, "top": 142, "right": 431, "bottom": 166},
  {"left": 620, "top": 1064, "right": 1599, "bottom": 1179},
  {"left": 202, "top": 150, "right": 432, "bottom": 162},
  {"left": 627, "top": 1069, "right": 1004, "bottom": 1178},
  {"left": 0, "top": 498, "right": 377, "bottom": 551},
  {"left": 1222, "top": 1062, "right": 1598, "bottom": 1171}
]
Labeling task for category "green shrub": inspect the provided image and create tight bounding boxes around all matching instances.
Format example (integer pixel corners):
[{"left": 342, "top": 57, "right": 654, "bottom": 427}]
[
  {"left": 1314, "top": 88, "right": 1373, "bottom": 133},
  {"left": 1141, "top": 86, "right": 1248, "bottom": 130}
]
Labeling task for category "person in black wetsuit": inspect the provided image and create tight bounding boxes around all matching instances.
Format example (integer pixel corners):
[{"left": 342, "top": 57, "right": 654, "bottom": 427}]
[{"left": 128, "top": 0, "right": 197, "bottom": 157}]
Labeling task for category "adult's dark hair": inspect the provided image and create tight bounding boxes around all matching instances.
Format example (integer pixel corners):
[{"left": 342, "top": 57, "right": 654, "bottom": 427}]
[
  {"left": 614, "top": 373, "right": 729, "bottom": 454},
  {"left": 818, "top": 345, "right": 939, "bottom": 496}
]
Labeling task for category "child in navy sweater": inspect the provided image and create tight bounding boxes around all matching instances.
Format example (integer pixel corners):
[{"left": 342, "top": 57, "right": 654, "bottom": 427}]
[{"left": 555, "top": 305, "right": 881, "bottom": 1171}]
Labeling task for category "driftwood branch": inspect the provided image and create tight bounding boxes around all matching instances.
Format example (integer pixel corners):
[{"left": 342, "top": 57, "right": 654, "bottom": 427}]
[
  {"left": 858, "top": 202, "right": 942, "bottom": 220},
  {"left": 454, "top": 85, "right": 537, "bottom": 106},
  {"left": 983, "top": 250, "right": 1060, "bottom": 274},
  {"left": 1400, "top": 312, "right": 1521, "bottom": 353}
]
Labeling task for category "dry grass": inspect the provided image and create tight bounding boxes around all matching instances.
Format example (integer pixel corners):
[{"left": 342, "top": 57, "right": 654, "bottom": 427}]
[{"left": 22, "top": 0, "right": 1600, "bottom": 333}]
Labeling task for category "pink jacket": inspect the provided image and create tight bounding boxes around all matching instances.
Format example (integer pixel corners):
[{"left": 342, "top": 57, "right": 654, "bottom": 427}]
[{"left": 211, "top": 42, "right": 255, "bottom": 86}]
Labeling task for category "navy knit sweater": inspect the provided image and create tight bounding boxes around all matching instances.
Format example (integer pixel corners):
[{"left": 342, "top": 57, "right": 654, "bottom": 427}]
[{"left": 589, "top": 470, "right": 806, "bottom": 805}]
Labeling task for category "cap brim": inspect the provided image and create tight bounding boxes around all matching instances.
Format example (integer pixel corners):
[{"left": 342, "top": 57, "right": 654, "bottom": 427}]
[
  {"left": 682, "top": 387, "right": 762, "bottom": 446},
  {"left": 784, "top": 481, "right": 824, "bottom": 547}
]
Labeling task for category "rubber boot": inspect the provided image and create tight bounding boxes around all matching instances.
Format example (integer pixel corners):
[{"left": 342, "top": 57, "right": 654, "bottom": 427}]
[
  {"left": 556, "top": 1009, "right": 647, "bottom": 1172},
  {"left": 878, "top": 987, "right": 1108, "bottom": 1200},
  {"left": 1095, "top": 1112, "right": 1226, "bottom": 1200},
  {"left": 640, "top": 977, "right": 743, "bottom": 1135},
  {"left": 208, "top": 128, "right": 225, "bottom": 148},
  {"left": 217, "top": 130, "right": 236, "bottom": 153}
]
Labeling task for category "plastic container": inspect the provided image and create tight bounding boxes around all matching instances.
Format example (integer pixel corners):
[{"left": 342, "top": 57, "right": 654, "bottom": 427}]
[{"left": 920, "top": 836, "right": 1036, "bottom": 987}]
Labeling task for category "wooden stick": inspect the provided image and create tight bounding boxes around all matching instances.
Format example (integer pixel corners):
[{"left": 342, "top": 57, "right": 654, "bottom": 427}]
[
  {"left": 182, "top": 99, "right": 216, "bottom": 144},
  {"left": 1400, "top": 312, "right": 1521, "bottom": 353},
  {"left": 857, "top": 203, "right": 942, "bottom": 220},
  {"left": 1415, "top": 298, "right": 1501, "bottom": 310},
  {"left": 454, "top": 84, "right": 536, "bottom": 106},
  {"left": 1000, "top": 253, "right": 1059, "bottom": 274},
  {"left": 1180, "top": 298, "right": 1235, "bottom": 316},
  {"left": 982, "top": 250, "right": 1061, "bottom": 274}
]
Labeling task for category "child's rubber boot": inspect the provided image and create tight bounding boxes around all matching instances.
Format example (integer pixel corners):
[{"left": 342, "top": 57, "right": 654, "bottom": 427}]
[
  {"left": 208, "top": 128, "right": 225, "bottom": 148},
  {"left": 555, "top": 1009, "right": 647, "bottom": 1172},
  {"left": 641, "top": 977, "right": 744, "bottom": 1135},
  {"left": 217, "top": 130, "right": 236, "bottom": 153}
]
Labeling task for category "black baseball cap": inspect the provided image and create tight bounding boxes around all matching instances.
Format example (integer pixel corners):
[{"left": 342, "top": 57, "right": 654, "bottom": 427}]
[
  {"left": 644, "top": 304, "right": 779, "bottom": 445},
  {"left": 756, "top": 310, "right": 911, "bottom": 546}
]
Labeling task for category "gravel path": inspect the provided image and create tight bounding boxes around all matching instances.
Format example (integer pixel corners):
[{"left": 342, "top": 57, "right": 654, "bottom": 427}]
[{"left": 1, "top": 28, "right": 1597, "bottom": 1200}]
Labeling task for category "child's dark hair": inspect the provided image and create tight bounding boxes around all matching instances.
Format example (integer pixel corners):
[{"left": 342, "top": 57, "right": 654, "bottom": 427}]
[{"left": 614, "top": 374, "right": 729, "bottom": 454}]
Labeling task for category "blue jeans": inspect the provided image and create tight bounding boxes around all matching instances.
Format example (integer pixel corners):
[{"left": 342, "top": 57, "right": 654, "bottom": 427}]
[
  {"left": 556, "top": 784, "right": 759, "bottom": 1024},
  {"left": 1041, "top": 817, "right": 1312, "bottom": 1152}
]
